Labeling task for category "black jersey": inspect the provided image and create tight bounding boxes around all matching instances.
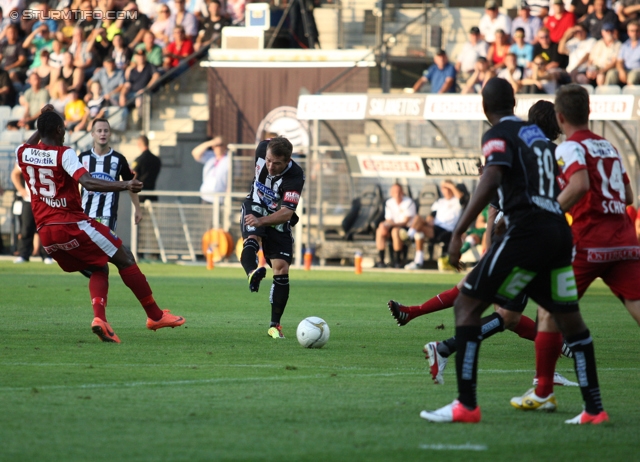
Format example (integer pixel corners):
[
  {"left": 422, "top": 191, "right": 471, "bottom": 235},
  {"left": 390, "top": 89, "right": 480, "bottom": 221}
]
[
  {"left": 246, "top": 140, "right": 305, "bottom": 221},
  {"left": 79, "top": 148, "right": 134, "bottom": 225},
  {"left": 482, "top": 116, "right": 563, "bottom": 225}
]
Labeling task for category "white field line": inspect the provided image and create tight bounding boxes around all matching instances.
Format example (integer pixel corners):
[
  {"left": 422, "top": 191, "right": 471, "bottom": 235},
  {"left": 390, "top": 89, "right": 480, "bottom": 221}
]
[
  {"left": 419, "top": 444, "right": 488, "bottom": 451},
  {"left": 0, "top": 367, "right": 638, "bottom": 393}
]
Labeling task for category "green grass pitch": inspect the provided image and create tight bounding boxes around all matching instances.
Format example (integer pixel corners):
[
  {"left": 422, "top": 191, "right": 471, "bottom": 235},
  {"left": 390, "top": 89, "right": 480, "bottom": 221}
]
[{"left": 0, "top": 262, "right": 638, "bottom": 461}]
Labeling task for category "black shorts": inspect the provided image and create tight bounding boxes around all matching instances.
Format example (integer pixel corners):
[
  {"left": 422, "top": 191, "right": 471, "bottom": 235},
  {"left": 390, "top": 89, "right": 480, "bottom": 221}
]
[
  {"left": 241, "top": 200, "right": 293, "bottom": 265},
  {"left": 461, "top": 213, "right": 579, "bottom": 313}
]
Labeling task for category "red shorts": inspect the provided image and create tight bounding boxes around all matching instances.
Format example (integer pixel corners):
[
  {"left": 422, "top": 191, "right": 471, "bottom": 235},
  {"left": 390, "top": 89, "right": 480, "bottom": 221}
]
[
  {"left": 574, "top": 246, "right": 640, "bottom": 300},
  {"left": 38, "top": 219, "right": 123, "bottom": 272}
]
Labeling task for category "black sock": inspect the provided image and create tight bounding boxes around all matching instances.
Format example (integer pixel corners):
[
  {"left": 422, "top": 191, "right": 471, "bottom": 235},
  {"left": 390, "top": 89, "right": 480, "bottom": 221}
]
[
  {"left": 241, "top": 238, "right": 260, "bottom": 275},
  {"left": 378, "top": 250, "right": 385, "bottom": 263},
  {"left": 270, "top": 274, "right": 289, "bottom": 325},
  {"left": 440, "top": 313, "right": 505, "bottom": 359},
  {"left": 438, "top": 337, "right": 457, "bottom": 358},
  {"left": 565, "top": 329, "right": 603, "bottom": 414},
  {"left": 394, "top": 250, "right": 402, "bottom": 265},
  {"left": 479, "top": 312, "right": 505, "bottom": 341},
  {"left": 455, "top": 325, "right": 482, "bottom": 409}
]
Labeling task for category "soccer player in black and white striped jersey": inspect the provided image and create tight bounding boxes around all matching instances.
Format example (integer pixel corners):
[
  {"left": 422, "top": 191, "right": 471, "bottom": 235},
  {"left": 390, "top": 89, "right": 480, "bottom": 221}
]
[{"left": 79, "top": 118, "right": 143, "bottom": 231}]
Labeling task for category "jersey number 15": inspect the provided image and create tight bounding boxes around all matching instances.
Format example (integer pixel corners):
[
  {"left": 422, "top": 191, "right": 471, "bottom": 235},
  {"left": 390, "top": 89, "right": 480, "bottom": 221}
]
[{"left": 25, "top": 166, "right": 56, "bottom": 198}]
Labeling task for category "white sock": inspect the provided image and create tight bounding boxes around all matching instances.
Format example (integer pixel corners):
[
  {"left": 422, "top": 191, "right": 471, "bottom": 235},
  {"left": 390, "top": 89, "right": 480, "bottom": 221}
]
[
  {"left": 407, "top": 228, "right": 416, "bottom": 239},
  {"left": 415, "top": 231, "right": 425, "bottom": 240},
  {"left": 414, "top": 250, "right": 424, "bottom": 265}
]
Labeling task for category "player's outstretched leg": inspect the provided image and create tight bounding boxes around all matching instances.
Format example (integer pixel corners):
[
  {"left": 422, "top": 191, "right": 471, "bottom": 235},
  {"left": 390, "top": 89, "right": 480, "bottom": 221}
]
[
  {"left": 387, "top": 285, "right": 461, "bottom": 326},
  {"left": 241, "top": 237, "right": 265, "bottom": 292},
  {"left": 87, "top": 267, "right": 120, "bottom": 342},
  {"left": 110, "top": 246, "right": 185, "bottom": 331},
  {"left": 267, "top": 272, "right": 289, "bottom": 339}
]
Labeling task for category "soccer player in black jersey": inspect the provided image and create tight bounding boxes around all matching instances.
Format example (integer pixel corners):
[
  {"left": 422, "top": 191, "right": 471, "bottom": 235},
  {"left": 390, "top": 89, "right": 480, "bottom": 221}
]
[
  {"left": 240, "top": 137, "right": 305, "bottom": 339},
  {"left": 79, "top": 118, "right": 143, "bottom": 231},
  {"left": 420, "top": 78, "right": 608, "bottom": 424}
]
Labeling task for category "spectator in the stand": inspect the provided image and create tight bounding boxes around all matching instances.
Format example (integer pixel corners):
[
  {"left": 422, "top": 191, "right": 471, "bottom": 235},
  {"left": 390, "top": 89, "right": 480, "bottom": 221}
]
[
  {"left": 0, "top": 25, "right": 28, "bottom": 84},
  {"left": 29, "top": 2, "right": 57, "bottom": 33},
  {"left": 88, "top": 27, "right": 114, "bottom": 68},
  {"left": 136, "top": 30, "right": 163, "bottom": 66},
  {"left": 403, "top": 180, "right": 463, "bottom": 270},
  {"left": 510, "top": 27, "right": 535, "bottom": 67},
  {"left": 163, "top": 25, "right": 194, "bottom": 70},
  {"left": 512, "top": 3, "right": 543, "bottom": 44},
  {"left": 90, "top": 56, "right": 125, "bottom": 106},
  {"left": 122, "top": 2, "right": 151, "bottom": 49},
  {"left": 582, "top": 0, "right": 618, "bottom": 39},
  {"left": 0, "top": 66, "right": 15, "bottom": 106},
  {"left": 48, "top": 39, "right": 64, "bottom": 70},
  {"left": 7, "top": 74, "right": 49, "bottom": 129},
  {"left": 132, "top": 135, "right": 162, "bottom": 202},
  {"left": 120, "top": 48, "right": 161, "bottom": 108},
  {"left": 49, "top": 80, "right": 73, "bottom": 116},
  {"left": 111, "top": 34, "right": 132, "bottom": 71},
  {"left": 545, "top": 0, "right": 576, "bottom": 43},
  {"left": 191, "top": 135, "right": 229, "bottom": 205},
  {"left": 56, "top": 51, "right": 85, "bottom": 94},
  {"left": 171, "top": 0, "right": 198, "bottom": 41},
  {"left": 618, "top": 0, "right": 640, "bottom": 31},
  {"left": 487, "top": 28, "right": 511, "bottom": 71},
  {"left": 521, "top": 54, "right": 560, "bottom": 93},
  {"left": 374, "top": 183, "right": 416, "bottom": 269},
  {"left": 455, "top": 26, "right": 488, "bottom": 83},
  {"left": 23, "top": 24, "right": 53, "bottom": 69},
  {"left": 195, "top": 0, "right": 231, "bottom": 51},
  {"left": 0, "top": 7, "right": 12, "bottom": 43},
  {"left": 559, "top": 24, "right": 596, "bottom": 82},
  {"left": 581, "top": 22, "right": 620, "bottom": 85},
  {"left": 606, "top": 20, "right": 640, "bottom": 84},
  {"left": 77, "top": 2, "right": 101, "bottom": 37},
  {"left": 28, "top": 49, "right": 52, "bottom": 88},
  {"left": 568, "top": 0, "right": 592, "bottom": 23},
  {"left": 479, "top": 0, "right": 512, "bottom": 43},
  {"left": 498, "top": 52, "right": 525, "bottom": 93},
  {"left": 226, "top": 0, "right": 246, "bottom": 26},
  {"left": 68, "top": 27, "right": 95, "bottom": 78},
  {"left": 56, "top": 7, "right": 76, "bottom": 44},
  {"left": 527, "top": 0, "right": 551, "bottom": 20},
  {"left": 151, "top": 4, "right": 174, "bottom": 47},
  {"left": 412, "top": 49, "right": 456, "bottom": 93},
  {"left": 461, "top": 57, "right": 494, "bottom": 94},
  {"left": 84, "top": 80, "right": 109, "bottom": 123},
  {"left": 64, "top": 90, "right": 89, "bottom": 132},
  {"left": 533, "top": 26, "right": 569, "bottom": 70}
]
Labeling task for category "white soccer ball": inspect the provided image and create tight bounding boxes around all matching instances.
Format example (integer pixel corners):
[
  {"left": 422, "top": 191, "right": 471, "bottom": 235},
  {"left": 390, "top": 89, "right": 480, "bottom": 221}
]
[{"left": 296, "top": 316, "right": 330, "bottom": 348}]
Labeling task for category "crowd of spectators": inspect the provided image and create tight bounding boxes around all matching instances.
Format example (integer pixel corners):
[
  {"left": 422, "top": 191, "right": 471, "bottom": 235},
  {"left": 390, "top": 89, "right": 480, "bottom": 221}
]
[
  {"left": 415, "top": 0, "right": 640, "bottom": 94},
  {"left": 0, "top": 0, "right": 239, "bottom": 132}
]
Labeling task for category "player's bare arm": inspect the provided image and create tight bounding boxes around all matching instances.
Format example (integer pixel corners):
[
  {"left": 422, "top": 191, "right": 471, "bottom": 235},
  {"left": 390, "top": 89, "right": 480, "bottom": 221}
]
[
  {"left": 244, "top": 206, "right": 294, "bottom": 228},
  {"left": 448, "top": 165, "right": 503, "bottom": 269},
  {"left": 557, "top": 169, "right": 590, "bottom": 212},
  {"left": 78, "top": 172, "right": 143, "bottom": 194}
]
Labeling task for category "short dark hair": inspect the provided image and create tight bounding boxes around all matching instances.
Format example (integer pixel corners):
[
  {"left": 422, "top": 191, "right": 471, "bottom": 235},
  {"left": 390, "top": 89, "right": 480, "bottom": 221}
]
[
  {"left": 528, "top": 100, "right": 561, "bottom": 140},
  {"left": 91, "top": 118, "right": 111, "bottom": 131},
  {"left": 555, "top": 84, "right": 590, "bottom": 126},
  {"left": 482, "top": 77, "right": 515, "bottom": 116},
  {"left": 139, "top": 135, "right": 149, "bottom": 147},
  {"left": 267, "top": 136, "right": 293, "bottom": 160},
  {"left": 37, "top": 111, "right": 64, "bottom": 138}
]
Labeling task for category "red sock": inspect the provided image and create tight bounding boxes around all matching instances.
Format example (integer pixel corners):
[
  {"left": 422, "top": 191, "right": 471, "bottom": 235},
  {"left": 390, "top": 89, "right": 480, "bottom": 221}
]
[
  {"left": 535, "top": 331, "right": 563, "bottom": 398},
  {"left": 119, "top": 265, "right": 163, "bottom": 321},
  {"left": 408, "top": 286, "right": 460, "bottom": 319},
  {"left": 512, "top": 315, "right": 537, "bottom": 341},
  {"left": 89, "top": 270, "right": 109, "bottom": 321}
]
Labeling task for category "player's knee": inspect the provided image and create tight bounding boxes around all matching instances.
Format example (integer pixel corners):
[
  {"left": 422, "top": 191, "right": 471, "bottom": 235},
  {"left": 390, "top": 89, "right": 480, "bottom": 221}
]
[{"left": 495, "top": 307, "right": 520, "bottom": 329}]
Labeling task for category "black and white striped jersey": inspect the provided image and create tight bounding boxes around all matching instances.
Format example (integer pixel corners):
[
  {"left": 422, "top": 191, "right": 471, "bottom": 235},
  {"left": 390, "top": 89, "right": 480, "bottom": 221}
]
[
  {"left": 246, "top": 140, "right": 305, "bottom": 218},
  {"left": 79, "top": 148, "right": 134, "bottom": 225}
]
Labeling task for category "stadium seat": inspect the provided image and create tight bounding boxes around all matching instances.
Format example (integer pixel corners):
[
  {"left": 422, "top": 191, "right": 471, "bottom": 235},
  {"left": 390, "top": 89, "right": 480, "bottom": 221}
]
[
  {"left": 0, "top": 130, "right": 25, "bottom": 144},
  {"left": 10, "top": 105, "right": 25, "bottom": 120},
  {"left": 580, "top": 84, "right": 594, "bottom": 94},
  {"left": 594, "top": 85, "right": 621, "bottom": 95},
  {"left": 622, "top": 85, "right": 640, "bottom": 95},
  {"left": 340, "top": 184, "right": 385, "bottom": 241},
  {"left": 415, "top": 182, "right": 440, "bottom": 218},
  {"left": 0, "top": 105, "right": 11, "bottom": 129}
]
